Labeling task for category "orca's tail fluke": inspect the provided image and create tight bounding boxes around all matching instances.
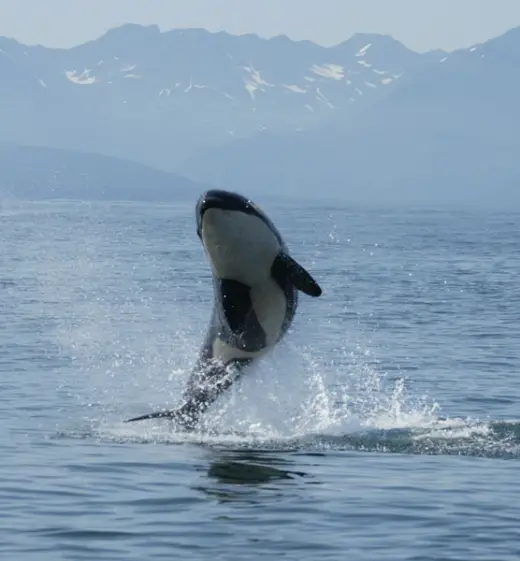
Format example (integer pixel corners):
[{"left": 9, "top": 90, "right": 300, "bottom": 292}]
[
  {"left": 124, "top": 362, "right": 244, "bottom": 427},
  {"left": 124, "top": 403, "right": 202, "bottom": 431},
  {"left": 124, "top": 409, "right": 180, "bottom": 423}
]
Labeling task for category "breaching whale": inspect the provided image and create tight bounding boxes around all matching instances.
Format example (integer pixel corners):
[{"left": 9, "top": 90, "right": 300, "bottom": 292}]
[{"left": 125, "top": 189, "right": 322, "bottom": 429}]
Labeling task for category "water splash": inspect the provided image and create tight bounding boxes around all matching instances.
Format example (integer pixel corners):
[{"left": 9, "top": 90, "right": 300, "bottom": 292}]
[
  {"left": 40, "top": 205, "right": 518, "bottom": 461},
  {"left": 57, "top": 319, "right": 520, "bottom": 460}
]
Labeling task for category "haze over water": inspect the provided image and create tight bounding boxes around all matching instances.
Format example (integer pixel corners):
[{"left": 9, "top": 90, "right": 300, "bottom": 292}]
[{"left": 1, "top": 198, "right": 519, "bottom": 560}]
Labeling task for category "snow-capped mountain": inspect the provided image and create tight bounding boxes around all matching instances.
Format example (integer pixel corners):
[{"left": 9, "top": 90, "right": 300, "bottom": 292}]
[
  {"left": 179, "top": 26, "right": 520, "bottom": 208},
  {"left": 5, "top": 22, "right": 518, "bottom": 207},
  {"left": 0, "top": 24, "right": 442, "bottom": 171}
]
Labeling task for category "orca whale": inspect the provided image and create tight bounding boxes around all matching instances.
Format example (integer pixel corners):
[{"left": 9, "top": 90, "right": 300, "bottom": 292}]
[{"left": 126, "top": 189, "right": 322, "bottom": 429}]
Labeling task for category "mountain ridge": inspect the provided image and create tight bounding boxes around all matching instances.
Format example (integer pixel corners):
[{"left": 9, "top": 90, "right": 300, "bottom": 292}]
[
  {"left": 0, "top": 144, "right": 208, "bottom": 202},
  {"left": 0, "top": 23, "right": 441, "bottom": 171},
  {"left": 178, "top": 24, "right": 520, "bottom": 207},
  {"left": 1, "top": 23, "right": 519, "bottom": 207}
]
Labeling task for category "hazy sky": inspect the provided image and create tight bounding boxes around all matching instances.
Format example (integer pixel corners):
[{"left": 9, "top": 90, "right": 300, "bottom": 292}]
[{"left": 1, "top": 0, "right": 519, "bottom": 52}]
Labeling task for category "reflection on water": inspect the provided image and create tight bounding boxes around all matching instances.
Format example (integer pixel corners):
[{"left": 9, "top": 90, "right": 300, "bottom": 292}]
[{"left": 195, "top": 449, "right": 311, "bottom": 504}]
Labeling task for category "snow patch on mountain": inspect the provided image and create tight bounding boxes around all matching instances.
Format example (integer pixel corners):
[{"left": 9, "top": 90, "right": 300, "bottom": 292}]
[
  {"left": 310, "top": 63, "right": 344, "bottom": 80},
  {"left": 284, "top": 84, "right": 307, "bottom": 93},
  {"left": 356, "top": 43, "right": 372, "bottom": 56},
  {"left": 65, "top": 69, "right": 96, "bottom": 85}
]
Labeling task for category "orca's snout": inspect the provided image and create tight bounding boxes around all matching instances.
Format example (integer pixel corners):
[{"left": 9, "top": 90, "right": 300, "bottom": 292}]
[
  {"left": 198, "top": 190, "right": 250, "bottom": 214},
  {"left": 196, "top": 189, "right": 255, "bottom": 237}
]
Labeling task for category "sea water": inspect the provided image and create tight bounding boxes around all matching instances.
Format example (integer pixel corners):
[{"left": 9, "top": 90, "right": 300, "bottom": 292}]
[{"left": 1, "top": 198, "right": 519, "bottom": 560}]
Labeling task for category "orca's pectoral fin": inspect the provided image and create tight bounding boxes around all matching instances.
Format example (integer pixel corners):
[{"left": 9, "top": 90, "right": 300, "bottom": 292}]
[
  {"left": 273, "top": 252, "right": 322, "bottom": 297},
  {"left": 124, "top": 409, "right": 179, "bottom": 423}
]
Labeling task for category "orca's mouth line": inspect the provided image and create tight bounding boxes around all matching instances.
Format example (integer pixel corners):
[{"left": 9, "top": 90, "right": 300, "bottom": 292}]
[
  {"left": 196, "top": 190, "right": 230, "bottom": 239},
  {"left": 198, "top": 190, "right": 252, "bottom": 217},
  {"left": 196, "top": 189, "right": 274, "bottom": 243}
]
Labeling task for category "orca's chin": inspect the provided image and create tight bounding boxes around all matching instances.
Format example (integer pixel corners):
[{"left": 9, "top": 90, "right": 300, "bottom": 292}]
[{"left": 196, "top": 189, "right": 260, "bottom": 238}]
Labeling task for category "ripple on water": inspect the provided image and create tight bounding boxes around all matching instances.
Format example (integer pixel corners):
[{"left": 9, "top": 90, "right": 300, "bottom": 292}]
[{"left": 2, "top": 201, "right": 520, "bottom": 560}]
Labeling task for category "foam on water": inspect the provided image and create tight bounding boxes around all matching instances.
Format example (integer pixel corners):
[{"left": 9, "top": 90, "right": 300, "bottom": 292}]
[{"left": 60, "top": 318, "right": 520, "bottom": 460}]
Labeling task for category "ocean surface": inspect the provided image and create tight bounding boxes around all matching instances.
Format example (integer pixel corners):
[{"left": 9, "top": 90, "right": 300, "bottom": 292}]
[{"left": 1, "top": 197, "right": 519, "bottom": 560}]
